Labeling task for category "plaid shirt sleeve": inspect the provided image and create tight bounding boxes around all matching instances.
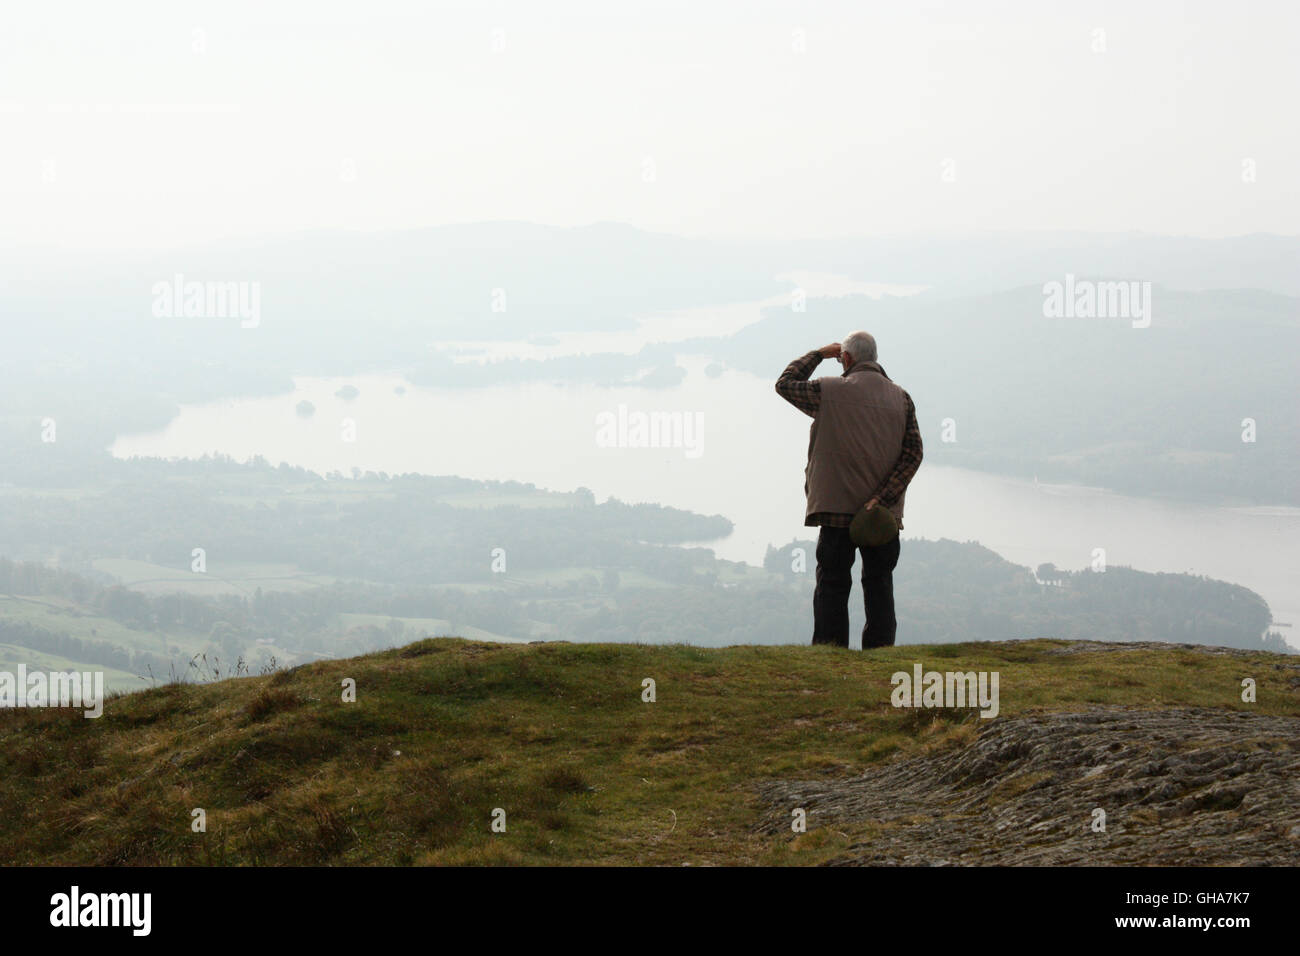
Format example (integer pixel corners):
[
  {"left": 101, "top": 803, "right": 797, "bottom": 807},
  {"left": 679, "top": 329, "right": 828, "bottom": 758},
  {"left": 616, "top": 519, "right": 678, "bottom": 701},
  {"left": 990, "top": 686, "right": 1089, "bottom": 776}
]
[
  {"left": 774, "top": 349, "right": 824, "bottom": 417},
  {"left": 870, "top": 392, "right": 923, "bottom": 507}
]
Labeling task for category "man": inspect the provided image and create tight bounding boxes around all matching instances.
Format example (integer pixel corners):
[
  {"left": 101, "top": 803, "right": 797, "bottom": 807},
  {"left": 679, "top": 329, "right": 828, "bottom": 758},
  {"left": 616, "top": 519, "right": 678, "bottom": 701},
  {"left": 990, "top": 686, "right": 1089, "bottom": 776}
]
[{"left": 775, "top": 331, "right": 923, "bottom": 648}]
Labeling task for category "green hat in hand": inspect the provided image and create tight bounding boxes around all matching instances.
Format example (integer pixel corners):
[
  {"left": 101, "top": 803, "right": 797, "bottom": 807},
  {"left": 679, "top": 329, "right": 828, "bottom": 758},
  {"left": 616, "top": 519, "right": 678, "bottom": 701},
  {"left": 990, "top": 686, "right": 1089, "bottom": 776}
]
[{"left": 850, "top": 501, "right": 898, "bottom": 548}]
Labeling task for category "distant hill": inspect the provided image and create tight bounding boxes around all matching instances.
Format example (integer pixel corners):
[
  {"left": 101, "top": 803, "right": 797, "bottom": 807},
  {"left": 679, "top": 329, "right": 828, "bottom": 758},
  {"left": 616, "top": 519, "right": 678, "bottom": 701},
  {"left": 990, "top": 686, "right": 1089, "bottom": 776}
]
[
  {"left": 765, "top": 538, "right": 1289, "bottom": 654},
  {"left": 2, "top": 637, "right": 1296, "bottom": 865},
  {"left": 717, "top": 285, "right": 1300, "bottom": 505}
]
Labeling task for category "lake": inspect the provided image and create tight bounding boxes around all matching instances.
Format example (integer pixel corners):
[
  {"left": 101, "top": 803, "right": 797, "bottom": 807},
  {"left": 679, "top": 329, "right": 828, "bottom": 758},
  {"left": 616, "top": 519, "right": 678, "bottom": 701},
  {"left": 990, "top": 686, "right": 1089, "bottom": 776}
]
[{"left": 112, "top": 284, "right": 1300, "bottom": 650}]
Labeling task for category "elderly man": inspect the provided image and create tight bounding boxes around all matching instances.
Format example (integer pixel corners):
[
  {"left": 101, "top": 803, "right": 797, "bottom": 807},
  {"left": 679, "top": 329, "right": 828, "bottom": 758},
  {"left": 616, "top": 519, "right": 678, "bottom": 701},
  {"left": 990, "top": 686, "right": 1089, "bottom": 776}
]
[{"left": 775, "top": 331, "right": 923, "bottom": 648}]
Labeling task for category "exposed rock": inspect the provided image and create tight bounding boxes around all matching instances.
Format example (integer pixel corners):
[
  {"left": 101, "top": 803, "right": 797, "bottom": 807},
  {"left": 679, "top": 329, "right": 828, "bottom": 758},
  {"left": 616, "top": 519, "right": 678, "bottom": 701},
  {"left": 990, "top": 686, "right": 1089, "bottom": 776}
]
[{"left": 756, "top": 707, "right": 1300, "bottom": 865}]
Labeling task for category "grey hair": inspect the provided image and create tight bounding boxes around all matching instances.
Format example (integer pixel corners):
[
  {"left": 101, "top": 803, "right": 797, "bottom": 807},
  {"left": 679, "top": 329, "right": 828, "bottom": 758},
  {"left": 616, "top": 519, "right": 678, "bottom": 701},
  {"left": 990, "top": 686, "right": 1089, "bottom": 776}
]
[{"left": 841, "top": 330, "right": 877, "bottom": 364}]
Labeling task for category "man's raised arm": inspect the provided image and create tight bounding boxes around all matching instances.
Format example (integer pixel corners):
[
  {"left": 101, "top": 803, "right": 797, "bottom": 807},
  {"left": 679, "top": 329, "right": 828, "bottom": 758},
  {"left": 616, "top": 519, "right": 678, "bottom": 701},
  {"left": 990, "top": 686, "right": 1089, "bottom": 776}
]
[{"left": 775, "top": 344, "right": 840, "bottom": 418}]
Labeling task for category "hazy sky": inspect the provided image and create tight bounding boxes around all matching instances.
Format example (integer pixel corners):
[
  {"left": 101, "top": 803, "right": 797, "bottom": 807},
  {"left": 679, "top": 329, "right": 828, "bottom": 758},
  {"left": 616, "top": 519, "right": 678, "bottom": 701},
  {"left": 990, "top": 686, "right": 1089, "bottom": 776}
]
[{"left": 1, "top": 0, "right": 1296, "bottom": 252}]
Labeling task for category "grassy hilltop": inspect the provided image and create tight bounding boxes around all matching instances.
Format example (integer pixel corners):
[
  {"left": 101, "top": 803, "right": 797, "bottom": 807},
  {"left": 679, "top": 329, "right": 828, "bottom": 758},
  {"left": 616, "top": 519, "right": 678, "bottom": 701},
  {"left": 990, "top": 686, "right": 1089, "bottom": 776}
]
[{"left": 2, "top": 638, "right": 1298, "bottom": 866}]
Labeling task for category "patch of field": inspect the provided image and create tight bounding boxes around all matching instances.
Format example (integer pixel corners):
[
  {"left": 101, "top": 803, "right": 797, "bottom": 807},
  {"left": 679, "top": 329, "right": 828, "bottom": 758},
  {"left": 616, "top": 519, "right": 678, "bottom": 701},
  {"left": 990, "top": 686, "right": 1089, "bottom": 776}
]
[
  {"left": 441, "top": 567, "right": 676, "bottom": 592},
  {"left": 339, "top": 613, "right": 453, "bottom": 633},
  {"left": 0, "top": 486, "right": 95, "bottom": 499},
  {"left": 434, "top": 492, "right": 576, "bottom": 509},
  {"left": 164, "top": 474, "right": 401, "bottom": 507},
  {"left": 511, "top": 567, "right": 673, "bottom": 589},
  {"left": 0, "top": 594, "right": 203, "bottom": 659},
  {"left": 93, "top": 558, "right": 335, "bottom": 595},
  {"left": 0, "top": 642, "right": 142, "bottom": 694}
]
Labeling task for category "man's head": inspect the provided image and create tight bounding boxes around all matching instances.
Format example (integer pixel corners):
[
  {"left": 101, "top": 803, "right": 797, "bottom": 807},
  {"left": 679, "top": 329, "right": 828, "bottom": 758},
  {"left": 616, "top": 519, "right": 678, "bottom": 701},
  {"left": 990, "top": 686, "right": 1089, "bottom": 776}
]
[{"left": 839, "top": 330, "right": 877, "bottom": 370}]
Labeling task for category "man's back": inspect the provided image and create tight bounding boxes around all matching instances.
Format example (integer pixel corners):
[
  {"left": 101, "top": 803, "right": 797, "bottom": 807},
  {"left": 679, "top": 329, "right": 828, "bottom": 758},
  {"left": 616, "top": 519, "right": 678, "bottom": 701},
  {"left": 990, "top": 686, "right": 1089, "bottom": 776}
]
[{"left": 805, "top": 362, "right": 911, "bottom": 525}]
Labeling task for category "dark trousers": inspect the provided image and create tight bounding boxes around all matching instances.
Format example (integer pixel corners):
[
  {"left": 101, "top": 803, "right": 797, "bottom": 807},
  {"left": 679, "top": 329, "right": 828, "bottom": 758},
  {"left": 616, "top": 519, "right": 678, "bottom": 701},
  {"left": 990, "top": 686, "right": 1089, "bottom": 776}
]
[{"left": 812, "top": 526, "right": 900, "bottom": 649}]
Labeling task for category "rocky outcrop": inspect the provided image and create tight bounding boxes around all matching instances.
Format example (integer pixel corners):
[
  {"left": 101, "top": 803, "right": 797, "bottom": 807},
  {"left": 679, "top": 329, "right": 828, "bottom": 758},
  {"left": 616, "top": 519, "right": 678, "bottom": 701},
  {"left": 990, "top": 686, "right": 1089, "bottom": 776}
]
[{"left": 757, "top": 706, "right": 1300, "bottom": 865}]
